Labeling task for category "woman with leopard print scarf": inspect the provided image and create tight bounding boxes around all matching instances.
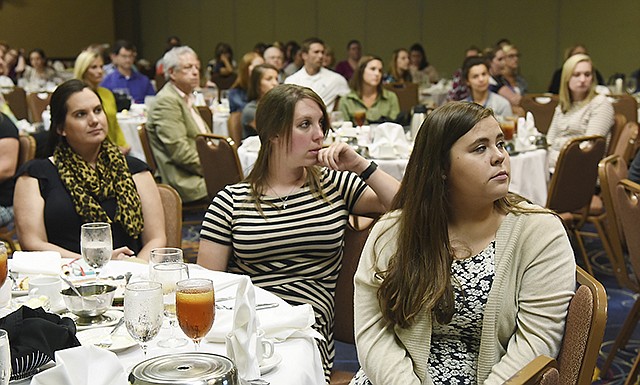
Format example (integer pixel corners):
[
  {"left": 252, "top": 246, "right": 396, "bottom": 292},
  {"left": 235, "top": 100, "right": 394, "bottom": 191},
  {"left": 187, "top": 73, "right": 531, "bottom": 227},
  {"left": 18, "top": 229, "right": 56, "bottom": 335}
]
[{"left": 13, "top": 79, "right": 166, "bottom": 261}]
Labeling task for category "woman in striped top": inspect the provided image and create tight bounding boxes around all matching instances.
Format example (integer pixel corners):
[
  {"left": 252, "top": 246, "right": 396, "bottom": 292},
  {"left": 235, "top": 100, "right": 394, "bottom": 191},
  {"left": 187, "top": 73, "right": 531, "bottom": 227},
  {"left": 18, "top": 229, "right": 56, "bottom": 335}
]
[{"left": 198, "top": 84, "right": 400, "bottom": 382}]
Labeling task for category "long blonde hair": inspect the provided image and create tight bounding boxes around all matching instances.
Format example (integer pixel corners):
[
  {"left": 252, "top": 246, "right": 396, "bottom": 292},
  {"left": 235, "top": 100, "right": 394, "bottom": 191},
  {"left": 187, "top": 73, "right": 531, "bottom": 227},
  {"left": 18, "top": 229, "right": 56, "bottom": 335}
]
[
  {"left": 558, "top": 54, "right": 597, "bottom": 113},
  {"left": 73, "top": 50, "right": 101, "bottom": 83}
]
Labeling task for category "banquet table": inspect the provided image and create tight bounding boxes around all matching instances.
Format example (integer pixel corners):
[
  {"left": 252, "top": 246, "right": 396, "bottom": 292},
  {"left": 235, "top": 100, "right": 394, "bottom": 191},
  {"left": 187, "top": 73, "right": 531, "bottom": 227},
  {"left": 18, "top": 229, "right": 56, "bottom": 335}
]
[
  {"left": 237, "top": 144, "right": 549, "bottom": 207},
  {"left": 6, "top": 259, "right": 325, "bottom": 385}
]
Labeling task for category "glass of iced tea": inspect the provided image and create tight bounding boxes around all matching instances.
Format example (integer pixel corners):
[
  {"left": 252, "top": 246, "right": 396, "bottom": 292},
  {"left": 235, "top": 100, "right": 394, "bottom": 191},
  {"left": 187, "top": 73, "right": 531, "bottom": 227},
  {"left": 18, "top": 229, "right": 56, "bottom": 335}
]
[
  {"left": 353, "top": 110, "right": 367, "bottom": 127},
  {"left": 175, "top": 278, "right": 215, "bottom": 350},
  {"left": 0, "top": 244, "right": 7, "bottom": 288}
]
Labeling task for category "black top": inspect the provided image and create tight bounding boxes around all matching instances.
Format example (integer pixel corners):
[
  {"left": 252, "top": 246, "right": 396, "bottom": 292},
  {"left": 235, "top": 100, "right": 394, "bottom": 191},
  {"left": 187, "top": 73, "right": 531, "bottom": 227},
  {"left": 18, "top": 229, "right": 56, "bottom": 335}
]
[
  {"left": 17, "top": 155, "right": 149, "bottom": 254},
  {"left": 0, "top": 113, "right": 19, "bottom": 207}
]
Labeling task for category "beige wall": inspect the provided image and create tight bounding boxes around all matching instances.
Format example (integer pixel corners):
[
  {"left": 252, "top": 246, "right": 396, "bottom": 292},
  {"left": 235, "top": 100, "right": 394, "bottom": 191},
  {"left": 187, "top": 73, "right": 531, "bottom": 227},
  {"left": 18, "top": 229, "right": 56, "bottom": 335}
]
[
  {"left": 2, "top": 1, "right": 639, "bottom": 92},
  {"left": 0, "top": 0, "right": 115, "bottom": 57}
]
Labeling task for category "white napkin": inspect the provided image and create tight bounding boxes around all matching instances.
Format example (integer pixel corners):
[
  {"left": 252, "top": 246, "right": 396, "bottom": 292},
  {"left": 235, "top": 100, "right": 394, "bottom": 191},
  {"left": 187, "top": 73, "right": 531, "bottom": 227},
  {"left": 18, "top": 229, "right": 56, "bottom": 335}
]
[
  {"left": 369, "top": 122, "right": 410, "bottom": 159},
  {"left": 225, "top": 276, "right": 261, "bottom": 380},
  {"left": 31, "top": 345, "right": 127, "bottom": 385},
  {"left": 241, "top": 136, "right": 261, "bottom": 152},
  {"left": 525, "top": 112, "right": 540, "bottom": 137},
  {"left": 11, "top": 251, "right": 62, "bottom": 275}
]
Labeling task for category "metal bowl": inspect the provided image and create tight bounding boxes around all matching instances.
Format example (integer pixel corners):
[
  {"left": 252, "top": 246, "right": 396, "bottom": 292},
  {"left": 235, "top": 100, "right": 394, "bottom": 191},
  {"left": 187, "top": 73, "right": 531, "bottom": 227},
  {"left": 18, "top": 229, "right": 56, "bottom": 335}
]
[{"left": 61, "top": 284, "right": 116, "bottom": 318}]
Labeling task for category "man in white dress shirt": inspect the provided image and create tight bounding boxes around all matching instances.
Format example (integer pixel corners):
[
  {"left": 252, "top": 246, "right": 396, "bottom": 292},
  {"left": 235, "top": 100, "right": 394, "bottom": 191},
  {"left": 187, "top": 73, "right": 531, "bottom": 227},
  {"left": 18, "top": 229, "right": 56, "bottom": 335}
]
[{"left": 285, "top": 38, "right": 349, "bottom": 111}]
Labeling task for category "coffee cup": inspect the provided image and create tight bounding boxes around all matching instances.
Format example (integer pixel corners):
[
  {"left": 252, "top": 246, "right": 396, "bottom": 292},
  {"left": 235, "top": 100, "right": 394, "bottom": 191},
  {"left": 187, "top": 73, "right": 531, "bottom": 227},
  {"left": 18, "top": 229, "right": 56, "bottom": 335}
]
[
  {"left": 28, "top": 275, "right": 63, "bottom": 307},
  {"left": 256, "top": 329, "right": 274, "bottom": 365}
]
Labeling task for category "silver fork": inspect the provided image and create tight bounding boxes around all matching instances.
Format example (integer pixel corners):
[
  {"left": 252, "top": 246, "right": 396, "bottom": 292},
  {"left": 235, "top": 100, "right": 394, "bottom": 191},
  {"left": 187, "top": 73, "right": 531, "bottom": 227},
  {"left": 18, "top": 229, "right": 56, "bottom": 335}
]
[{"left": 96, "top": 317, "right": 125, "bottom": 348}]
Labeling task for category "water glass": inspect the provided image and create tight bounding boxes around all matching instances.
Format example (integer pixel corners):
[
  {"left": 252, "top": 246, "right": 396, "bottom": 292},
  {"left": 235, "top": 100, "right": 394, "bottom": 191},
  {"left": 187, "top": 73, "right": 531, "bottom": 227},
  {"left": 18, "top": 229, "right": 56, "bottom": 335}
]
[
  {"left": 124, "top": 281, "right": 164, "bottom": 356},
  {"left": 0, "top": 329, "right": 10, "bottom": 385},
  {"left": 175, "top": 278, "right": 215, "bottom": 351},
  {"left": 151, "top": 263, "right": 189, "bottom": 348},
  {"left": 149, "top": 247, "right": 183, "bottom": 278},
  {"left": 80, "top": 222, "right": 113, "bottom": 278}
]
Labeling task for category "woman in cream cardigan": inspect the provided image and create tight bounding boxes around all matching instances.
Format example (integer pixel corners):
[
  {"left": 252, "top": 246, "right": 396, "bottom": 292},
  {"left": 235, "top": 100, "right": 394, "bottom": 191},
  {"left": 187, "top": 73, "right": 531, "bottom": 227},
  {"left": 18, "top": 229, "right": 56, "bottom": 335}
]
[{"left": 351, "top": 102, "right": 576, "bottom": 384}]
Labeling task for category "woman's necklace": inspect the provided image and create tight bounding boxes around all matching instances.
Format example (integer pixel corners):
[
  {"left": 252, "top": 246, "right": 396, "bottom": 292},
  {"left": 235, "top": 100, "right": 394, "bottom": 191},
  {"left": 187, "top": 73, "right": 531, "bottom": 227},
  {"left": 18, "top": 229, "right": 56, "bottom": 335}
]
[{"left": 267, "top": 183, "right": 299, "bottom": 209}]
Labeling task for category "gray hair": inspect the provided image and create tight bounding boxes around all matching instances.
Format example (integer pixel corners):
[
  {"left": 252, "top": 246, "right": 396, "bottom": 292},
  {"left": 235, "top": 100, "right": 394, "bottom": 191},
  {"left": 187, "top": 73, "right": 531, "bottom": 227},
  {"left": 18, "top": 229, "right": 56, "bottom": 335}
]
[{"left": 163, "top": 46, "right": 197, "bottom": 80}]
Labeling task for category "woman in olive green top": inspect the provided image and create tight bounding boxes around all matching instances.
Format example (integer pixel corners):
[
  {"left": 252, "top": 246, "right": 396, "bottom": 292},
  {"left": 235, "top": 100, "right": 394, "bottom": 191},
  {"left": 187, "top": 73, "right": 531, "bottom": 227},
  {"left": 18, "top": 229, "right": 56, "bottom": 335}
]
[
  {"left": 73, "top": 50, "right": 131, "bottom": 154},
  {"left": 339, "top": 56, "right": 400, "bottom": 125}
]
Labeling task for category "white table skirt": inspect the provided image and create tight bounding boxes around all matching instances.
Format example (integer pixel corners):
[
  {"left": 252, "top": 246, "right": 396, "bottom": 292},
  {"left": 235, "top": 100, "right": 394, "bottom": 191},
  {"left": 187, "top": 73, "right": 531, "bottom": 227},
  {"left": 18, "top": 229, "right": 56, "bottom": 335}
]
[
  {"left": 237, "top": 145, "right": 549, "bottom": 206},
  {"left": 117, "top": 115, "right": 147, "bottom": 163},
  {"left": 7, "top": 260, "right": 326, "bottom": 385}
]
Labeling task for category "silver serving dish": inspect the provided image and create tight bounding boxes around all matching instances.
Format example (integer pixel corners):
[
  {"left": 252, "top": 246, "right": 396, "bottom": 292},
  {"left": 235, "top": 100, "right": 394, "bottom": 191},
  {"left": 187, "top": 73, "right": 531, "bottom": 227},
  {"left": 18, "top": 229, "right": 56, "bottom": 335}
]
[
  {"left": 61, "top": 284, "right": 116, "bottom": 318},
  {"left": 128, "top": 352, "right": 239, "bottom": 385}
]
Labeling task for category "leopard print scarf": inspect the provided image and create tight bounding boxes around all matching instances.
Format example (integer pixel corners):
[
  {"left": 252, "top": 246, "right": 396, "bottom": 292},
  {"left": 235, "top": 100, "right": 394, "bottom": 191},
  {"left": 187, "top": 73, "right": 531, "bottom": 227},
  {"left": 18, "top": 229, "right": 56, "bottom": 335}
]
[{"left": 54, "top": 140, "right": 143, "bottom": 238}]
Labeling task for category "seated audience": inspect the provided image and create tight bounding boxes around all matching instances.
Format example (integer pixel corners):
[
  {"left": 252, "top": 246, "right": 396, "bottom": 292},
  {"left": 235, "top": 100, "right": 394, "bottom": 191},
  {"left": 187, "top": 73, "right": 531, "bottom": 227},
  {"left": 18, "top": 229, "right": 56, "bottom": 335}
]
[
  {"left": 339, "top": 56, "right": 400, "bottom": 125},
  {"left": 548, "top": 44, "right": 605, "bottom": 94},
  {"left": 0, "top": 54, "right": 15, "bottom": 88},
  {"left": 228, "top": 52, "right": 264, "bottom": 113},
  {"left": 146, "top": 46, "right": 210, "bottom": 203},
  {"left": 501, "top": 44, "right": 528, "bottom": 95},
  {"left": 208, "top": 42, "right": 235, "bottom": 78},
  {"left": 547, "top": 54, "right": 614, "bottom": 168},
  {"left": 351, "top": 102, "right": 576, "bottom": 384},
  {"left": 100, "top": 40, "right": 156, "bottom": 104},
  {"left": 4, "top": 47, "right": 25, "bottom": 84},
  {"left": 335, "top": 40, "right": 362, "bottom": 81},
  {"left": 0, "top": 112, "right": 18, "bottom": 227},
  {"left": 462, "top": 56, "right": 513, "bottom": 118},
  {"left": 21, "top": 49, "right": 59, "bottom": 91},
  {"left": 383, "top": 48, "right": 412, "bottom": 84},
  {"left": 73, "top": 50, "right": 130, "bottom": 154},
  {"left": 485, "top": 46, "right": 523, "bottom": 116},
  {"left": 14, "top": 79, "right": 166, "bottom": 260},
  {"left": 198, "top": 84, "right": 400, "bottom": 382},
  {"left": 285, "top": 37, "right": 350, "bottom": 112},
  {"left": 241, "top": 64, "right": 279, "bottom": 139},
  {"left": 323, "top": 45, "right": 336, "bottom": 69},
  {"left": 409, "top": 43, "right": 440, "bottom": 85},
  {"left": 263, "top": 45, "right": 285, "bottom": 83},
  {"left": 448, "top": 45, "right": 481, "bottom": 101},
  {"left": 283, "top": 41, "right": 302, "bottom": 78},
  {"left": 155, "top": 35, "right": 182, "bottom": 76}
]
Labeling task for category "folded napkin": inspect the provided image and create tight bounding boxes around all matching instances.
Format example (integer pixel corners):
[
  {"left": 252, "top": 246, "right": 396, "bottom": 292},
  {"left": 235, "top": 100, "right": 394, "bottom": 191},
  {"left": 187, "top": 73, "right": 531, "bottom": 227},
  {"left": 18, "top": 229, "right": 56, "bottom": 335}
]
[
  {"left": 31, "top": 345, "right": 127, "bottom": 385},
  {"left": 369, "top": 122, "right": 410, "bottom": 159},
  {"left": 241, "top": 135, "right": 262, "bottom": 152},
  {"left": 0, "top": 306, "right": 80, "bottom": 381},
  {"left": 225, "top": 276, "right": 261, "bottom": 380},
  {"left": 514, "top": 113, "right": 538, "bottom": 152},
  {"left": 11, "top": 251, "right": 62, "bottom": 275},
  {"left": 336, "top": 122, "right": 357, "bottom": 137}
]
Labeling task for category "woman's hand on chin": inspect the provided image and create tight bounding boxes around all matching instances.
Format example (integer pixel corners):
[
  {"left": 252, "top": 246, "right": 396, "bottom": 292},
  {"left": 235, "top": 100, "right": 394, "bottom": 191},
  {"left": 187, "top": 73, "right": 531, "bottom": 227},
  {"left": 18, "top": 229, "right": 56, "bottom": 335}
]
[{"left": 317, "top": 142, "right": 369, "bottom": 174}]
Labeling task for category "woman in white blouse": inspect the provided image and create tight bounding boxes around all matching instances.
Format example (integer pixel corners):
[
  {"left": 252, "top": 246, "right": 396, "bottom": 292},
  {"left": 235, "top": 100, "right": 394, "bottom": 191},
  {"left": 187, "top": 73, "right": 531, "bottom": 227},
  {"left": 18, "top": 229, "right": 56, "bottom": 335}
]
[{"left": 546, "top": 54, "right": 613, "bottom": 168}]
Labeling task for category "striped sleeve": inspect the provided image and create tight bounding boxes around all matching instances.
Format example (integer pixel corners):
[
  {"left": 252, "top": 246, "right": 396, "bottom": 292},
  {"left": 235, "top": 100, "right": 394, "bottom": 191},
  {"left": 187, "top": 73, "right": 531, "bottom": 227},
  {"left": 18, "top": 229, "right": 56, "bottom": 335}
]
[
  {"left": 325, "top": 169, "right": 368, "bottom": 212},
  {"left": 200, "top": 186, "right": 235, "bottom": 245}
]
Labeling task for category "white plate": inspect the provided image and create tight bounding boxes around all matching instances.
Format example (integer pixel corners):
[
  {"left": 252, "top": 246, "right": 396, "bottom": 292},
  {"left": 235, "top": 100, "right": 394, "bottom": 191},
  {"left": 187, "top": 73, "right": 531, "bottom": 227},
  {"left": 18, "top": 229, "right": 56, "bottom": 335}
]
[
  {"left": 77, "top": 326, "right": 137, "bottom": 352},
  {"left": 260, "top": 352, "right": 282, "bottom": 375},
  {"left": 60, "top": 309, "right": 123, "bottom": 330}
]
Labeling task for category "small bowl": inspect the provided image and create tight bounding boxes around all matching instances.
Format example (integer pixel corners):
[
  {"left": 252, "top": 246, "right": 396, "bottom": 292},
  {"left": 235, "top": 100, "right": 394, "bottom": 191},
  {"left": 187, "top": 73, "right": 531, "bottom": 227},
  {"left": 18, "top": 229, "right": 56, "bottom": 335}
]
[{"left": 61, "top": 284, "right": 117, "bottom": 318}]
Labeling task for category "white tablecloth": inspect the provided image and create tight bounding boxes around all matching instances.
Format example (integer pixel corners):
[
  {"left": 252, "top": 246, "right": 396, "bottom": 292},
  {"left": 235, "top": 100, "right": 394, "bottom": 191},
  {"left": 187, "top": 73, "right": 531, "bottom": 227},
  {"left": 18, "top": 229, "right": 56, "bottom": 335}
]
[
  {"left": 7, "top": 260, "right": 325, "bottom": 385},
  {"left": 117, "top": 115, "right": 147, "bottom": 163},
  {"left": 237, "top": 145, "right": 549, "bottom": 206}
]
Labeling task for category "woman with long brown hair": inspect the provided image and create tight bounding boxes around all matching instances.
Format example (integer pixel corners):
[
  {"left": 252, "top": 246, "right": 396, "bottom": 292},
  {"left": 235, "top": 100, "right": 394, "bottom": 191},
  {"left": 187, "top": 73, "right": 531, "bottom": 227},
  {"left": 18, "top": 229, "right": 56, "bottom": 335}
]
[
  {"left": 351, "top": 102, "right": 575, "bottom": 384},
  {"left": 198, "top": 84, "right": 400, "bottom": 383},
  {"left": 228, "top": 51, "right": 264, "bottom": 113}
]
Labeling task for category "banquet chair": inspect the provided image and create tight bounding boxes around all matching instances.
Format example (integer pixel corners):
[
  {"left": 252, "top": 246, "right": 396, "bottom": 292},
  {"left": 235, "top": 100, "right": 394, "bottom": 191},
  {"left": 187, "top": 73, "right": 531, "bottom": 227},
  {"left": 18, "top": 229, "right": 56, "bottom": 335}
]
[
  {"left": 227, "top": 112, "right": 242, "bottom": 149},
  {"left": 195, "top": 133, "right": 244, "bottom": 201},
  {"left": 520, "top": 94, "right": 559, "bottom": 135},
  {"left": 156, "top": 184, "right": 182, "bottom": 249},
  {"left": 610, "top": 121, "right": 638, "bottom": 164},
  {"left": 25, "top": 92, "right": 51, "bottom": 123},
  {"left": 210, "top": 72, "right": 237, "bottom": 92},
  {"left": 610, "top": 94, "right": 638, "bottom": 127},
  {"left": 383, "top": 82, "right": 419, "bottom": 115},
  {"left": 600, "top": 179, "right": 640, "bottom": 383},
  {"left": 196, "top": 106, "right": 213, "bottom": 130},
  {"left": 607, "top": 113, "right": 628, "bottom": 158},
  {"left": 0, "top": 133, "right": 37, "bottom": 253},
  {"left": 546, "top": 135, "right": 606, "bottom": 275},
  {"left": 137, "top": 124, "right": 158, "bottom": 176},
  {"left": 555, "top": 266, "right": 607, "bottom": 385},
  {"left": 4, "top": 86, "right": 28, "bottom": 121},
  {"left": 154, "top": 73, "right": 167, "bottom": 92},
  {"left": 330, "top": 215, "right": 377, "bottom": 385},
  {"left": 505, "top": 355, "right": 559, "bottom": 385}
]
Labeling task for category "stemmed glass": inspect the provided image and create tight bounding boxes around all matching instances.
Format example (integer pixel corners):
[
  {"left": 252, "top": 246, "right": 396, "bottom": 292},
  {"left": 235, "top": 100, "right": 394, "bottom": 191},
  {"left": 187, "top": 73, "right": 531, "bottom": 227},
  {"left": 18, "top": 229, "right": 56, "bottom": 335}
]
[
  {"left": 175, "top": 278, "right": 215, "bottom": 351},
  {"left": 124, "top": 281, "right": 164, "bottom": 357},
  {"left": 330, "top": 111, "right": 345, "bottom": 130},
  {"left": 80, "top": 222, "right": 113, "bottom": 280},
  {"left": 0, "top": 329, "right": 10, "bottom": 385},
  {"left": 149, "top": 247, "right": 183, "bottom": 278},
  {"left": 151, "top": 262, "right": 190, "bottom": 348}
]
